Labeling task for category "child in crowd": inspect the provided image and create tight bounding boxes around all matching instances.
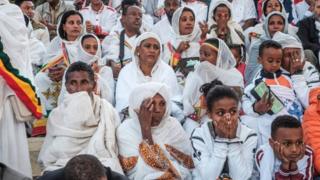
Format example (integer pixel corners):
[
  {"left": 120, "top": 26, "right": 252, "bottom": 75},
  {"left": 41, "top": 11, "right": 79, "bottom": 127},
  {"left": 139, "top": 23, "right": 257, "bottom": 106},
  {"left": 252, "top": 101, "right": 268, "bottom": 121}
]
[
  {"left": 229, "top": 44, "right": 246, "bottom": 80},
  {"left": 191, "top": 81, "right": 257, "bottom": 179},
  {"left": 183, "top": 38, "right": 243, "bottom": 135},
  {"left": 242, "top": 40, "right": 304, "bottom": 145},
  {"left": 256, "top": 115, "right": 314, "bottom": 180}
]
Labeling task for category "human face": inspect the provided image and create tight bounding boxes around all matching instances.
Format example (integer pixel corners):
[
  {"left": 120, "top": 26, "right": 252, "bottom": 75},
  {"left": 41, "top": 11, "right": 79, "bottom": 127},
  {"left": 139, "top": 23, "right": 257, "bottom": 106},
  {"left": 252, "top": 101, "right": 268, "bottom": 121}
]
[
  {"left": 265, "top": 0, "right": 282, "bottom": 16},
  {"left": 268, "top": 15, "right": 285, "bottom": 37},
  {"left": 151, "top": 94, "right": 166, "bottom": 126},
  {"left": 91, "top": 0, "right": 102, "bottom": 6},
  {"left": 124, "top": 6, "right": 142, "bottom": 32},
  {"left": 63, "top": 15, "right": 82, "bottom": 41},
  {"left": 282, "top": 48, "right": 301, "bottom": 72},
  {"left": 20, "top": 1, "right": 34, "bottom": 18},
  {"left": 164, "top": 0, "right": 179, "bottom": 18},
  {"left": 199, "top": 44, "right": 218, "bottom": 65},
  {"left": 66, "top": 71, "right": 94, "bottom": 94},
  {"left": 270, "top": 127, "right": 304, "bottom": 162},
  {"left": 213, "top": 5, "right": 230, "bottom": 24},
  {"left": 208, "top": 97, "right": 239, "bottom": 125},
  {"left": 314, "top": 0, "right": 320, "bottom": 19},
  {"left": 82, "top": 37, "right": 98, "bottom": 56},
  {"left": 136, "top": 38, "right": 160, "bottom": 67},
  {"left": 230, "top": 48, "right": 241, "bottom": 66},
  {"left": 179, "top": 10, "right": 195, "bottom": 35},
  {"left": 259, "top": 47, "right": 282, "bottom": 73}
]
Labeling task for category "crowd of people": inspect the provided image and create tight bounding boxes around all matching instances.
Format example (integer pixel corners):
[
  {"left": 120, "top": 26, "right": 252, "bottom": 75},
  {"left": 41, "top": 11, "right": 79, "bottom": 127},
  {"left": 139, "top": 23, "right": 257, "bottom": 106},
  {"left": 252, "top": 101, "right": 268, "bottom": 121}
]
[{"left": 1, "top": 0, "right": 320, "bottom": 179}]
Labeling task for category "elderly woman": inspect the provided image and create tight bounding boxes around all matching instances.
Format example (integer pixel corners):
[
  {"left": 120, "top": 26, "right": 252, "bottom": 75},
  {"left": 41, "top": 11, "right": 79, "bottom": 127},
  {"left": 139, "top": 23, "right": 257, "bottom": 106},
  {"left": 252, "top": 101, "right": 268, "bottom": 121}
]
[
  {"left": 35, "top": 10, "right": 84, "bottom": 114},
  {"left": 115, "top": 32, "right": 183, "bottom": 121},
  {"left": 117, "top": 82, "right": 194, "bottom": 179},
  {"left": 207, "top": 0, "right": 244, "bottom": 46}
]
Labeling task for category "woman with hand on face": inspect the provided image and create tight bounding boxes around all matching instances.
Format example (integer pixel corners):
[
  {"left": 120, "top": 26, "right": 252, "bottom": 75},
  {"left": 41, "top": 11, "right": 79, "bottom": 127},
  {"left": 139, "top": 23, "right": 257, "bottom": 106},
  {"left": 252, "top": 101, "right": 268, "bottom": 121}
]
[
  {"left": 207, "top": 0, "right": 244, "bottom": 46},
  {"left": 35, "top": 10, "right": 84, "bottom": 115},
  {"left": 115, "top": 32, "right": 183, "bottom": 122},
  {"left": 165, "top": 7, "right": 208, "bottom": 86},
  {"left": 191, "top": 82, "right": 257, "bottom": 180},
  {"left": 117, "top": 82, "right": 194, "bottom": 180}
]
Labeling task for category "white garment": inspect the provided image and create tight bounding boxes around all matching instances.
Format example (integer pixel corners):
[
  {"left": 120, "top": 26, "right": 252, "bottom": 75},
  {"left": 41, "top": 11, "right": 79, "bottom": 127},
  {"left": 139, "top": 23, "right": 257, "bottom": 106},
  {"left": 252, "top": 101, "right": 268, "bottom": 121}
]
[
  {"left": 0, "top": 3, "right": 34, "bottom": 178},
  {"left": 115, "top": 32, "right": 182, "bottom": 115},
  {"left": 38, "top": 92, "right": 123, "bottom": 174},
  {"left": 191, "top": 121, "right": 257, "bottom": 180},
  {"left": 117, "top": 82, "right": 193, "bottom": 179},
  {"left": 101, "top": 30, "right": 139, "bottom": 65},
  {"left": 256, "top": 143, "right": 313, "bottom": 180},
  {"left": 152, "top": 16, "right": 175, "bottom": 63},
  {"left": 80, "top": 5, "right": 118, "bottom": 34},
  {"left": 209, "top": 0, "right": 257, "bottom": 26},
  {"left": 59, "top": 33, "right": 115, "bottom": 104},
  {"left": 181, "top": 1, "right": 208, "bottom": 22},
  {"left": 207, "top": 0, "right": 244, "bottom": 45}
]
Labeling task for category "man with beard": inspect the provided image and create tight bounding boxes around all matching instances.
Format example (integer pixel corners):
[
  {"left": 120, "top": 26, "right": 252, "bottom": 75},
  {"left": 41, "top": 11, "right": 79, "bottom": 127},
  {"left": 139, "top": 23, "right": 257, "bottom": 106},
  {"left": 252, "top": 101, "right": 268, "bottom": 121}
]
[
  {"left": 34, "top": 0, "right": 74, "bottom": 40},
  {"left": 152, "top": 0, "right": 180, "bottom": 64},
  {"left": 101, "top": 5, "right": 143, "bottom": 79}
]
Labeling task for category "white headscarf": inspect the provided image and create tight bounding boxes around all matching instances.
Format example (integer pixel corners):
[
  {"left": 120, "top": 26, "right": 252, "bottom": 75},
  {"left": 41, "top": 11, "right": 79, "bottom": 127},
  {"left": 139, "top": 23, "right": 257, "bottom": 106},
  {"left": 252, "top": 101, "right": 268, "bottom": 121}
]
[
  {"left": 261, "top": 0, "right": 287, "bottom": 21},
  {"left": 171, "top": 6, "right": 201, "bottom": 43},
  {"left": 263, "top": 11, "right": 289, "bottom": 39},
  {"left": 78, "top": 33, "right": 102, "bottom": 65},
  {"left": 116, "top": 32, "right": 182, "bottom": 112},
  {"left": 117, "top": 82, "right": 192, "bottom": 179}
]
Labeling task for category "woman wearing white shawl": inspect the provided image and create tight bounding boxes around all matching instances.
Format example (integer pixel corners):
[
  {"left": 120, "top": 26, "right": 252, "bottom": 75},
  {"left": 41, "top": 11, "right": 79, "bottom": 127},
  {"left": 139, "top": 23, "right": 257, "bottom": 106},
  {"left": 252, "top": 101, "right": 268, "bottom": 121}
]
[
  {"left": 116, "top": 32, "right": 183, "bottom": 121},
  {"left": 35, "top": 10, "right": 84, "bottom": 115},
  {"left": 164, "top": 6, "right": 207, "bottom": 86},
  {"left": 183, "top": 38, "right": 244, "bottom": 135},
  {"left": 245, "top": 11, "right": 292, "bottom": 85},
  {"left": 117, "top": 82, "right": 194, "bottom": 179},
  {"left": 244, "top": 0, "right": 298, "bottom": 49},
  {"left": 272, "top": 31, "right": 320, "bottom": 108},
  {"left": 58, "top": 33, "right": 115, "bottom": 104},
  {"left": 0, "top": 0, "right": 35, "bottom": 178},
  {"left": 38, "top": 63, "right": 123, "bottom": 174},
  {"left": 207, "top": 0, "right": 244, "bottom": 46}
]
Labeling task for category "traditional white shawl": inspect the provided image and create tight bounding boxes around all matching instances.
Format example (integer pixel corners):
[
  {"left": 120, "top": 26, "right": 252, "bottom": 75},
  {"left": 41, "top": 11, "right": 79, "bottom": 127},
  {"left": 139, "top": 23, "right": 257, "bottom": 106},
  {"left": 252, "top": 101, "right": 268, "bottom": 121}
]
[
  {"left": 183, "top": 38, "right": 243, "bottom": 117},
  {"left": 44, "top": 17, "right": 84, "bottom": 64},
  {"left": 117, "top": 82, "right": 193, "bottom": 179},
  {"left": 207, "top": 0, "right": 244, "bottom": 45},
  {"left": 59, "top": 33, "right": 114, "bottom": 104},
  {"left": 38, "top": 91, "right": 123, "bottom": 174},
  {"left": 171, "top": 6, "right": 201, "bottom": 59},
  {"left": 115, "top": 32, "right": 182, "bottom": 113}
]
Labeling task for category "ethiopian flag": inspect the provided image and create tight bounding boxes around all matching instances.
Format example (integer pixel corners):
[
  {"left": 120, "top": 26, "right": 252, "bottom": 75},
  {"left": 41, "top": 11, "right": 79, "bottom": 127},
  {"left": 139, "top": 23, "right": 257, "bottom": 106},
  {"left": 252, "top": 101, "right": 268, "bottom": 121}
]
[{"left": 0, "top": 40, "right": 42, "bottom": 119}]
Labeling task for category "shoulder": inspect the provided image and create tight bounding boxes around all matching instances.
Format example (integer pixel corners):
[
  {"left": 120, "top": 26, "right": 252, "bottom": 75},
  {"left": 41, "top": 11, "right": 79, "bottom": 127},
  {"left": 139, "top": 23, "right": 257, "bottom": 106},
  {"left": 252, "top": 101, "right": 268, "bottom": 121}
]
[
  {"left": 105, "top": 5, "right": 116, "bottom": 12},
  {"left": 255, "top": 143, "right": 273, "bottom": 166},
  {"left": 190, "top": 122, "right": 209, "bottom": 144},
  {"left": 239, "top": 123, "right": 258, "bottom": 142},
  {"left": 80, "top": 7, "right": 90, "bottom": 12}
]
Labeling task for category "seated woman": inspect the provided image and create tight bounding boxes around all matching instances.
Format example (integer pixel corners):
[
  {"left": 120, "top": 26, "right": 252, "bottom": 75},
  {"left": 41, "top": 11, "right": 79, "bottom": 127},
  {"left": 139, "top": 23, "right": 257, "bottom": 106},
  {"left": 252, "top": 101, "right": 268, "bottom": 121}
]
[
  {"left": 183, "top": 38, "right": 244, "bottom": 135},
  {"left": 164, "top": 6, "right": 207, "bottom": 86},
  {"left": 35, "top": 10, "right": 84, "bottom": 115},
  {"left": 115, "top": 32, "right": 183, "bottom": 121},
  {"left": 191, "top": 82, "right": 257, "bottom": 179},
  {"left": 58, "top": 33, "right": 115, "bottom": 104},
  {"left": 244, "top": 0, "right": 298, "bottom": 49},
  {"left": 117, "top": 82, "right": 194, "bottom": 179},
  {"left": 207, "top": 0, "right": 244, "bottom": 46}
]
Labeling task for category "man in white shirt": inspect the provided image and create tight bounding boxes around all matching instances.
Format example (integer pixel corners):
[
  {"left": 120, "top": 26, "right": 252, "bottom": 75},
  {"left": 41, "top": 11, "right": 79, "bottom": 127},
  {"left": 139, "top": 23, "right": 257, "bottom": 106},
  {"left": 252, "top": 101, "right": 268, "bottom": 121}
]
[
  {"left": 80, "top": 0, "right": 117, "bottom": 38},
  {"left": 102, "top": 5, "right": 143, "bottom": 78},
  {"left": 209, "top": 0, "right": 257, "bottom": 30}
]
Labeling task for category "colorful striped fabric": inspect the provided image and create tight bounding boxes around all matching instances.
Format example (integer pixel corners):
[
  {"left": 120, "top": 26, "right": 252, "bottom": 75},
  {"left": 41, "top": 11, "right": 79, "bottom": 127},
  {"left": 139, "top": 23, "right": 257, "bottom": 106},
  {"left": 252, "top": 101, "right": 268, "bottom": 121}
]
[{"left": 0, "top": 40, "right": 42, "bottom": 119}]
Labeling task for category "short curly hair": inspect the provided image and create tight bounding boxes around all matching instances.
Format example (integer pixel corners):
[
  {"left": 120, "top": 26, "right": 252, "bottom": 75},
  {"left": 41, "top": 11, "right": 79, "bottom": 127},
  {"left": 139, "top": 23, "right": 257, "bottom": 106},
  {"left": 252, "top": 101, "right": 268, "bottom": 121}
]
[{"left": 64, "top": 154, "right": 106, "bottom": 180}]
